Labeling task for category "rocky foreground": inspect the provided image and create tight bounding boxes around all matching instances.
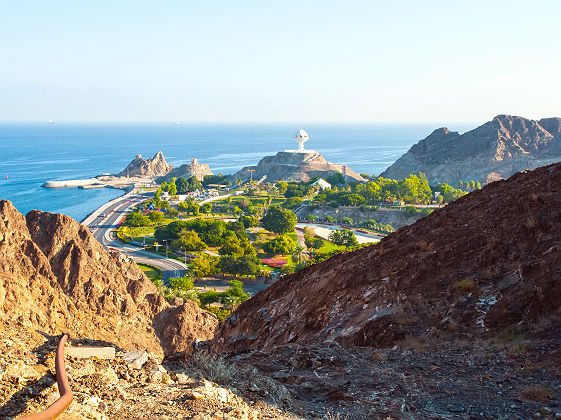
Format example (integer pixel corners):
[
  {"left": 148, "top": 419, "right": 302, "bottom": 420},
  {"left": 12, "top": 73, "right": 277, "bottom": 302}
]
[
  {"left": 0, "top": 200, "right": 217, "bottom": 358},
  {"left": 2, "top": 158, "right": 561, "bottom": 417},
  {"left": 209, "top": 162, "right": 561, "bottom": 417},
  {"left": 381, "top": 114, "right": 561, "bottom": 185}
]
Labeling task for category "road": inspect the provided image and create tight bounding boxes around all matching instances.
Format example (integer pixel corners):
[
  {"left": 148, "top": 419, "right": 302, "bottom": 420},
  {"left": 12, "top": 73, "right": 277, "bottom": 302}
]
[{"left": 88, "top": 191, "right": 188, "bottom": 282}]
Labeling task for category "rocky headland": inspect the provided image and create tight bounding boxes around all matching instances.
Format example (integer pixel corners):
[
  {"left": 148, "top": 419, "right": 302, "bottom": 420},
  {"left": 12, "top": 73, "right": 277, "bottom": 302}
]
[
  {"left": 156, "top": 158, "right": 213, "bottom": 183},
  {"left": 381, "top": 115, "right": 561, "bottom": 185},
  {"left": 232, "top": 151, "right": 366, "bottom": 183},
  {"left": 118, "top": 151, "right": 173, "bottom": 178}
]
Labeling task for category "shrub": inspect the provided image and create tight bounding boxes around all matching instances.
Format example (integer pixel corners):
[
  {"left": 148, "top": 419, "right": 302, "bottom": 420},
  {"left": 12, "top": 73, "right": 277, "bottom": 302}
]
[
  {"left": 169, "top": 275, "right": 194, "bottom": 291},
  {"left": 263, "top": 234, "right": 297, "bottom": 255},
  {"left": 405, "top": 206, "right": 418, "bottom": 216},
  {"left": 203, "top": 306, "right": 231, "bottom": 322}
]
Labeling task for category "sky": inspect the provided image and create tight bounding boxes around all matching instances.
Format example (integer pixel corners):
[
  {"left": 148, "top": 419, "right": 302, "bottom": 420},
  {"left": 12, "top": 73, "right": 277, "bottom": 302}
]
[{"left": 0, "top": 1, "right": 560, "bottom": 123}]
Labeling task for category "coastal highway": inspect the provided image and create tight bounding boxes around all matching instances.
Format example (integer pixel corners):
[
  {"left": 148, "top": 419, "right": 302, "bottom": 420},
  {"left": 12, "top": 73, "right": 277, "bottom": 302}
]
[{"left": 88, "top": 191, "right": 188, "bottom": 282}]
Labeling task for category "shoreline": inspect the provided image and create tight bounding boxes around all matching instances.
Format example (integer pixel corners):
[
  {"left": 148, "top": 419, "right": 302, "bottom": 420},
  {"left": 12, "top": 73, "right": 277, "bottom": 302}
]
[
  {"left": 41, "top": 174, "right": 155, "bottom": 225},
  {"left": 80, "top": 186, "right": 134, "bottom": 225}
]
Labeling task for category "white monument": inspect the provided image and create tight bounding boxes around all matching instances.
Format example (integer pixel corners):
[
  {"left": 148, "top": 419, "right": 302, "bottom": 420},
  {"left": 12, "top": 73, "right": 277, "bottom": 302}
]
[{"left": 293, "top": 128, "right": 309, "bottom": 153}]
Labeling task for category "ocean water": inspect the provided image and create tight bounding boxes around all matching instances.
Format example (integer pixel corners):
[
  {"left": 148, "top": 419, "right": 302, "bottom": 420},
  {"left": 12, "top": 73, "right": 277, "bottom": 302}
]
[{"left": 0, "top": 122, "right": 473, "bottom": 222}]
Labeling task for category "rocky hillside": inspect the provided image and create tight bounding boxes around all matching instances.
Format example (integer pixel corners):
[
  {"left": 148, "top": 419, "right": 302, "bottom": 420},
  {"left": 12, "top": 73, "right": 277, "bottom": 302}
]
[
  {"left": 381, "top": 115, "right": 561, "bottom": 185},
  {"left": 156, "top": 158, "right": 213, "bottom": 183},
  {"left": 212, "top": 162, "right": 561, "bottom": 353},
  {"left": 232, "top": 151, "right": 366, "bottom": 183},
  {"left": 0, "top": 201, "right": 216, "bottom": 358},
  {"left": 117, "top": 151, "right": 174, "bottom": 177}
]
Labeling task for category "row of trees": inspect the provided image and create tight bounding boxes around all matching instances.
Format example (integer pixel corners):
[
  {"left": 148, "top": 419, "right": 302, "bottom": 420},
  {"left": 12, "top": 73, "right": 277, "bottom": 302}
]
[
  {"left": 123, "top": 210, "right": 166, "bottom": 227},
  {"left": 159, "top": 175, "right": 202, "bottom": 195}
]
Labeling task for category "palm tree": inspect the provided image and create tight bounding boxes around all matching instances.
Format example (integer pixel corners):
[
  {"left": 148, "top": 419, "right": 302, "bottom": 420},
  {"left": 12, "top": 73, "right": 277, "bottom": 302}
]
[{"left": 292, "top": 245, "right": 308, "bottom": 265}]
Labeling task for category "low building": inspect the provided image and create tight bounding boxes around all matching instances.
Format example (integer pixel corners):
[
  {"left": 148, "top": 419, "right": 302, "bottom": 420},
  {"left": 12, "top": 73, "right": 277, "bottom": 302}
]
[{"left": 313, "top": 178, "right": 331, "bottom": 190}]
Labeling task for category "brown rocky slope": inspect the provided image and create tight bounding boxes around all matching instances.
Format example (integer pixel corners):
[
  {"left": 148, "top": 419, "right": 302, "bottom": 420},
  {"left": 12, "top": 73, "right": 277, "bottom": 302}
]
[
  {"left": 381, "top": 114, "right": 561, "bottom": 185},
  {"left": 0, "top": 201, "right": 216, "bottom": 358},
  {"left": 212, "top": 162, "right": 561, "bottom": 353}
]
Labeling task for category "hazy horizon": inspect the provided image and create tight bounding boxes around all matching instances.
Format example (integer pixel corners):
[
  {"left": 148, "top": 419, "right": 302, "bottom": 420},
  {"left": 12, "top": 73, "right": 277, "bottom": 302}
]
[{"left": 1, "top": 1, "right": 559, "bottom": 123}]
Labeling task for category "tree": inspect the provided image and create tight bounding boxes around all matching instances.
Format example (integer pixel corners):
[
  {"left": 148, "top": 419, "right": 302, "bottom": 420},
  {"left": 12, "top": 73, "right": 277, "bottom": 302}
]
[
  {"left": 326, "top": 172, "right": 345, "bottom": 186},
  {"left": 175, "top": 177, "right": 189, "bottom": 194},
  {"left": 218, "top": 235, "right": 244, "bottom": 257},
  {"left": 239, "top": 214, "right": 258, "bottom": 228},
  {"left": 201, "top": 202, "right": 212, "bottom": 215},
  {"left": 177, "top": 201, "right": 189, "bottom": 212},
  {"left": 263, "top": 234, "right": 296, "bottom": 255},
  {"left": 436, "top": 194, "right": 444, "bottom": 205},
  {"left": 171, "top": 230, "right": 207, "bottom": 251},
  {"left": 123, "top": 212, "right": 150, "bottom": 227},
  {"left": 223, "top": 279, "right": 249, "bottom": 309},
  {"left": 470, "top": 180, "right": 476, "bottom": 191},
  {"left": 291, "top": 245, "right": 308, "bottom": 265},
  {"left": 328, "top": 229, "right": 359, "bottom": 247},
  {"left": 148, "top": 210, "right": 165, "bottom": 224},
  {"left": 261, "top": 205, "right": 297, "bottom": 234},
  {"left": 475, "top": 181, "right": 482, "bottom": 190},
  {"left": 188, "top": 202, "right": 200, "bottom": 216},
  {"left": 218, "top": 255, "right": 260, "bottom": 277},
  {"left": 176, "top": 176, "right": 201, "bottom": 193},
  {"left": 341, "top": 217, "right": 353, "bottom": 225},
  {"left": 190, "top": 254, "right": 219, "bottom": 278},
  {"left": 168, "top": 182, "right": 177, "bottom": 195},
  {"left": 325, "top": 215, "right": 336, "bottom": 223},
  {"left": 277, "top": 181, "right": 288, "bottom": 195},
  {"left": 169, "top": 275, "right": 194, "bottom": 291},
  {"left": 304, "top": 214, "right": 317, "bottom": 222},
  {"left": 233, "top": 255, "right": 261, "bottom": 276}
]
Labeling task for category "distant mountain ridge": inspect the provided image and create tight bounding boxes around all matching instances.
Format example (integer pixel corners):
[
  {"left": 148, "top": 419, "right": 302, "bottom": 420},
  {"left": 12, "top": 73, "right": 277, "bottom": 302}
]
[{"left": 381, "top": 115, "right": 561, "bottom": 185}]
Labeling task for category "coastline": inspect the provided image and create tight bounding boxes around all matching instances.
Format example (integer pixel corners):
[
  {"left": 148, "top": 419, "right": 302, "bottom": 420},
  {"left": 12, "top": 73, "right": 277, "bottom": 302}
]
[
  {"left": 81, "top": 185, "right": 135, "bottom": 225},
  {"left": 40, "top": 174, "right": 154, "bottom": 225}
]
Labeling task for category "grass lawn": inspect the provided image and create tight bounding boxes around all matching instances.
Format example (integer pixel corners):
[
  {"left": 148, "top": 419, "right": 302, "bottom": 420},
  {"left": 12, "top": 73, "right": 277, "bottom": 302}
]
[
  {"left": 315, "top": 239, "right": 345, "bottom": 254},
  {"left": 137, "top": 263, "right": 162, "bottom": 282}
]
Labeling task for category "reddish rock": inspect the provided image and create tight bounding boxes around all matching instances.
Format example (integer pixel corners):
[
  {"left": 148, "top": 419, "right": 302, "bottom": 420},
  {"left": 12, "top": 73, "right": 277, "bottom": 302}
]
[
  {"left": 212, "top": 162, "right": 561, "bottom": 353},
  {"left": 0, "top": 201, "right": 216, "bottom": 357}
]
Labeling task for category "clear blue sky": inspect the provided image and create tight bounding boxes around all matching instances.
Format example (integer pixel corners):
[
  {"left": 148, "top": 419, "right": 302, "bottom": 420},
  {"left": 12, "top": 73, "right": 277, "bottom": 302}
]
[{"left": 0, "top": 1, "right": 559, "bottom": 122}]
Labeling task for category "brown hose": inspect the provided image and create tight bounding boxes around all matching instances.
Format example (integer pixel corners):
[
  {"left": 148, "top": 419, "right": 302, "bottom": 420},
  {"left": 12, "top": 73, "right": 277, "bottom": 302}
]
[{"left": 20, "top": 333, "right": 73, "bottom": 420}]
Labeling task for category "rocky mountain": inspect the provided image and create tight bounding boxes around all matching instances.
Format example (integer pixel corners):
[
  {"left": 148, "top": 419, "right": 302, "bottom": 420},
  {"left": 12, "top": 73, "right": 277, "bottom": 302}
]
[
  {"left": 232, "top": 151, "right": 366, "bottom": 183},
  {"left": 0, "top": 201, "right": 216, "bottom": 358},
  {"left": 381, "top": 115, "right": 561, "bottom": 185},
  {"left": 212, "top": 162, "right": 561, "bottom": 353},
  {"left": 156, "top": 158, "right": 213, "bottom": 183},
  {"left": 117, "top": 151, "right": 174, "bottom": 177}
]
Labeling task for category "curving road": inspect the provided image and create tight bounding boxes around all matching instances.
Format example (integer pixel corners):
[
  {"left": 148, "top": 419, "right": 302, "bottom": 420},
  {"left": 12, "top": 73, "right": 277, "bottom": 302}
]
[{"left": 87, "top": 190, "right": 188, "bottom": 282}]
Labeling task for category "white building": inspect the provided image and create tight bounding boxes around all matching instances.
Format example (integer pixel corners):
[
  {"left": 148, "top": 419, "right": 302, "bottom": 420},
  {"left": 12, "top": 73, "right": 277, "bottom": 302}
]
[{"left": 313, "top": 178, "right": 331, "bottom": 190}]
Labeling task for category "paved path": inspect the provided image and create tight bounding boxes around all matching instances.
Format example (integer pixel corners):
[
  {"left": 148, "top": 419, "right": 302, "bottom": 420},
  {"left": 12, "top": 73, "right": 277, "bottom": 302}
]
[{"left": 88, "top": 191, "right": 188, "bottom": 282}]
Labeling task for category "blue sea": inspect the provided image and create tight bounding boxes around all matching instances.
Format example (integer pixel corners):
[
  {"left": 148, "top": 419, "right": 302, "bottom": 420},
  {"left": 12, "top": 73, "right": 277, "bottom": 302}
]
[{"left": 0, "top": 122, "right": 474, "bottom": 222}]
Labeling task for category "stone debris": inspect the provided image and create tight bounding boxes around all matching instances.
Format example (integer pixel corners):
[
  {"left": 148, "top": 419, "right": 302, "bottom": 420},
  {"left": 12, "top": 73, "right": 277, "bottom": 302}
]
[{"left": 121, "top": 350, "right": 149, "bottom": 370}]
